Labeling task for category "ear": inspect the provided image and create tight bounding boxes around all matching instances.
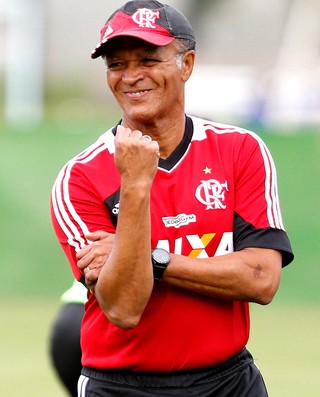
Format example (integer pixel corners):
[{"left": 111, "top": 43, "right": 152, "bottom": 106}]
[{"left": 181, "top": 51, "right": 196, "bottom": 83}]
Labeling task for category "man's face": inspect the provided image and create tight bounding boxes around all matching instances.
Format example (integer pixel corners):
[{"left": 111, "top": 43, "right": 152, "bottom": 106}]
[{"left": 105, "top": 37, "right": 187, "bottom": 124}]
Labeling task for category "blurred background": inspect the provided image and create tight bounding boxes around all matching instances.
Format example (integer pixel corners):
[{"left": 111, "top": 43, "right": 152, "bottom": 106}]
[
  {"left": 2, "top": 0, "right": 320, "bottom": 128},
  {"left": 1, "top": 0, "right": 319, "bottom": 396}
]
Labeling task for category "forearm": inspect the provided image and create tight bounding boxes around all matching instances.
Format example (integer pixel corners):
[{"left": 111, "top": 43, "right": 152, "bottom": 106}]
[
  {"left": 95, "top": 183, "right": 153, "bottom": 329},
  {"left": 163, "top": 248, "right": 282, "bottom": 305}
]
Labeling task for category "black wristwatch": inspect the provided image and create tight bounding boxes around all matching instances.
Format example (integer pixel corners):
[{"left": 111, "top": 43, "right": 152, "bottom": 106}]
[{"left": 151, "top": 248, "right": 171, "bottom": 282}]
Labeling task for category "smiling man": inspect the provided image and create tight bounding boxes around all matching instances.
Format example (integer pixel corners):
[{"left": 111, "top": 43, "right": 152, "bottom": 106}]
[
  {"left": 104, "top": 36, "right": 192, "bottom": 136},
  {"left": 50, "top": 1, "right": 294, "bottom": 396}
]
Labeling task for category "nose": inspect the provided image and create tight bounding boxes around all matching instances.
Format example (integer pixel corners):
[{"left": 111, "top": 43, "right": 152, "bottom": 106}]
[{"left": 122, "top": 62, "right": 144, "bottom": 84}]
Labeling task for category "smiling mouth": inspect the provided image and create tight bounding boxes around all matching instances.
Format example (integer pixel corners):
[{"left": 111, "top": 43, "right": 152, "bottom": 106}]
[{"left": 125, "top": 90, "right": 150, "bottom": 98}]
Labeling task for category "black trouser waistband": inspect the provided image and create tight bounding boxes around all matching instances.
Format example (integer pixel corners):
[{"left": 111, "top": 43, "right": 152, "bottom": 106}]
[{"left": 82, "top": 348, "right": 253, "bottom": 388}]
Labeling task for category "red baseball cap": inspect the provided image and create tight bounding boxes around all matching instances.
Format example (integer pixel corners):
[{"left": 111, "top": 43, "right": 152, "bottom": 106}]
[{"left": 91, "top": 0, "right": 195, "bottom": 59}]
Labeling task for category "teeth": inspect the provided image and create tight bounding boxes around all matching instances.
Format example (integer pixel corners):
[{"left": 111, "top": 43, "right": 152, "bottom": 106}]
[{"left": 128, "top": 91, "right": 145, "bottom": 96}]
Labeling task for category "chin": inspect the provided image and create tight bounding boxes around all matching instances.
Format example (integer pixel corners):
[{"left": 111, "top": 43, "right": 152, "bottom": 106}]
[{"left": 126, "top": 110, "right": 157, "bottom": 124}]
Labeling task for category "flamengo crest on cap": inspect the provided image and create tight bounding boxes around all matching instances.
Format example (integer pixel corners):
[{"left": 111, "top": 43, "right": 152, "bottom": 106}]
[{"left": 132, "top": 8, "right": 160, "bottom": 29}]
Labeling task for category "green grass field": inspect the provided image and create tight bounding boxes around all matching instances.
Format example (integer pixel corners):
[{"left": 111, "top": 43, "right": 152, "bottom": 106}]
[{"left": 1, "top": 117, "right": 319, "bottom": 396}]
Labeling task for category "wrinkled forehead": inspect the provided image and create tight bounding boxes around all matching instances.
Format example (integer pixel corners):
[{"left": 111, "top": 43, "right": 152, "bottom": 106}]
[{"left": 104, "top": 36, "right": 173, "bottom": 58}]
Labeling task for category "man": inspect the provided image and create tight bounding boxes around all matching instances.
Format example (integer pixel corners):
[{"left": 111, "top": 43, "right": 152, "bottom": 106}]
[{"left": 50, "top": 1, "right": 294, "bottom": 396}]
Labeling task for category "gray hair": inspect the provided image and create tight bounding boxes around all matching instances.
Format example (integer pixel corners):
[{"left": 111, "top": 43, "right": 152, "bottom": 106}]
[
  {"left": 174, "top": 38, "right": 196, "bottom": 69},
  {"left": 174, "top": 38, "right": 196, "bottom": 53}
]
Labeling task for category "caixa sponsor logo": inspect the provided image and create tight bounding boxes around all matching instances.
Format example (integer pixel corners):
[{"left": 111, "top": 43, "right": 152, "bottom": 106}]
[{"left": 156, "top": 232, "right": 233, "bottom": 258}]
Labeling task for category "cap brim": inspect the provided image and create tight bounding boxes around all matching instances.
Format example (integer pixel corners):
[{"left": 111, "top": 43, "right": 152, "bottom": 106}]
[{"left": 91, "top": 31, "right": 175, "bottom": 59}]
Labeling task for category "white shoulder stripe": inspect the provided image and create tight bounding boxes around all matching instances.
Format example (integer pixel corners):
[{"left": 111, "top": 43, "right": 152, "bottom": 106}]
[
  {"left": 256, "top": 137, "right": 284, "bottom": 229},
  {"left": 52, "top": 138, "right": 110, "bottom": 252},
  {"left": 190, "top": 116, "right": 284, "bottom": 230}
]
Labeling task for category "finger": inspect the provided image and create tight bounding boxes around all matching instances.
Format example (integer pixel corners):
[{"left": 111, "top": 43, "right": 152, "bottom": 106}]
[
  {"left": 77, "top": 254, "right": 93, "bottom": 270},
  {"left": 129, "top": 129, "right": 142, "bottom": 140},
  {"left": 83, "top": 265, "right": 91, "bottom": 275},
  {"left": 150, "top": 140, "right": 160, "bottom": 157},
  {"left": 115, "top": 125, "right": 133, "bottom": 140},
  {"left": 88, "top": 281, "right": 97, "bottom": 294},
  {"left": 141, "top": 135, "right": 152, "bottom": 143},
  {"left": 84, "top": 275, "right": 96, "bottom": 293},
  {"left": 76, "top": 244, "right": 91, "bottom": 260},
  {"left": 85, "top": 269, "right": 99, "bottom": 283},
  {"left": 115, "top": 124, "right": 128, "bottom": 136},
  {"left": 78, "top": 248, "right": 109, "bottom": 272},
  {"left": 85, "top": 230, "right": 111, "bottom": 242}
]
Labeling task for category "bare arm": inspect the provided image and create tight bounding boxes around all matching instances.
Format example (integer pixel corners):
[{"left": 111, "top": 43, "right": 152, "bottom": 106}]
[
  {"left": 93, "top": 126, "right": 159, "bottom": 329},
  {"left": 163, "top": 247, "right": 282, "bottom": 305},
  {"left": 78, "top": 231, "right": 281, "bottom": 313}
]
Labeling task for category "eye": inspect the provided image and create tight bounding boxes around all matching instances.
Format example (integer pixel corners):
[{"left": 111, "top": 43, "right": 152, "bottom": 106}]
[
  {"left": 140, "top": 58, "right": 159, "bottom": 66},
  {"left": 107, "top": 62, "right": 125, "bottom": 71}
]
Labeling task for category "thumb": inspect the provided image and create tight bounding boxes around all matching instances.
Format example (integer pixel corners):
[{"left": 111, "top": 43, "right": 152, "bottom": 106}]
[{"left": 85, "top": 230, "right": 110, "bottom": 242}]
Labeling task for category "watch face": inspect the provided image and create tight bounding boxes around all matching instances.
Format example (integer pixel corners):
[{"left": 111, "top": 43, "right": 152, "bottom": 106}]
[{"left": 152, "top": 248, "right": 171, "bottom": 265}]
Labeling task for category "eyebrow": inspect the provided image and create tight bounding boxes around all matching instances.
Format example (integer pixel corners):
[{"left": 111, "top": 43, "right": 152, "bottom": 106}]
[{"left": 106, "top": 45, "right": 161, "bottom": 60}]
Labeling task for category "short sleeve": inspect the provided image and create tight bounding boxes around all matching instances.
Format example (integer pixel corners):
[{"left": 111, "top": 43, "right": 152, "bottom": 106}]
[{"left": 233, "top": 132, "right": 294, "bottom": 266}]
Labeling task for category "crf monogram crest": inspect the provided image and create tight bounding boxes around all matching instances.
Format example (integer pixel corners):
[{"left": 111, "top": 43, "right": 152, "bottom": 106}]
[
  {"left": 132, "top": 8, "right": 160, "bottom": 28},
  {"left": 195, "top": 179, "right": 229, "bottom": 210}
]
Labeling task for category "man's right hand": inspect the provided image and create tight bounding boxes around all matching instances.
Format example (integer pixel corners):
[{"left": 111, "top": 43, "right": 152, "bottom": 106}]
[{"left": 114, "top": 125, "right": 160, "bottom": 188}]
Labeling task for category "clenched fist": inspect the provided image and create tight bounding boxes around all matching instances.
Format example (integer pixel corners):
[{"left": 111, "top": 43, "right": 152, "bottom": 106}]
[{"left": 114, "top": 125, "right": 160, "bottom": 189}]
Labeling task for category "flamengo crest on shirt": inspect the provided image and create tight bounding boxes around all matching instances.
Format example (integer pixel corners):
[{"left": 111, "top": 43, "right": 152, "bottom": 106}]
[
  {"left": 132, "top": 8, "right": 160, "bottom": 28},
  {"left": 195, "top": 179, "right": 229, "bottom": 210}
]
